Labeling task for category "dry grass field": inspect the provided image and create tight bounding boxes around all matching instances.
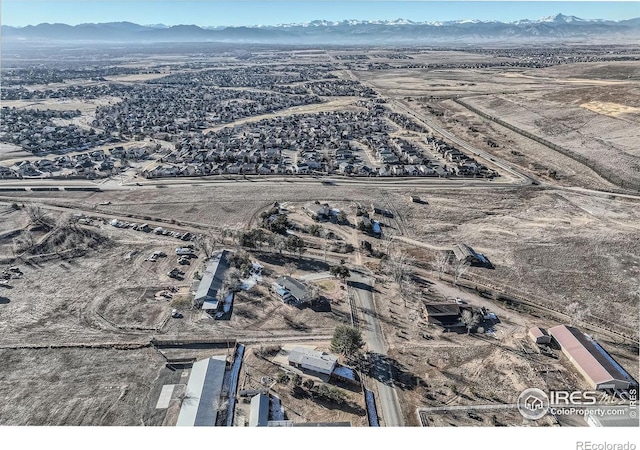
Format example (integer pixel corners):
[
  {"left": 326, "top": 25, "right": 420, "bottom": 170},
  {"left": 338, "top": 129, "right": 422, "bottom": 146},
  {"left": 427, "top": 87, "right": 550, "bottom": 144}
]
[
  {"left": 415, "top": 98, "right": 621, "bottom": 190},
  {"left": 0, "top": 346, "right": 170, "bottom": 426},
  {"left": 462, "top": 90, "right": 640, "bottom": 187},
  {"left": 391, "top": 187, "right": 640, "bottom": 334}
]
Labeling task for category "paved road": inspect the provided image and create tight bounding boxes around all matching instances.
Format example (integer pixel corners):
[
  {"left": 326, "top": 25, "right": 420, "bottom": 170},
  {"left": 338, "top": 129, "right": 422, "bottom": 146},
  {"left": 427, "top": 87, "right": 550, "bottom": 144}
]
[{"left": 349, "top": 270, "right": 405, "bottom": 426}]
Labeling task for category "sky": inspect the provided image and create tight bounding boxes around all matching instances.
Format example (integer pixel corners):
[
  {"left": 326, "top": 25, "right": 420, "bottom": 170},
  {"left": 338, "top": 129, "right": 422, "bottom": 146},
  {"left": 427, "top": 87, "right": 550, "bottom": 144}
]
[{"left": 2, "top": 1, "right": 639, "bottom": 27}]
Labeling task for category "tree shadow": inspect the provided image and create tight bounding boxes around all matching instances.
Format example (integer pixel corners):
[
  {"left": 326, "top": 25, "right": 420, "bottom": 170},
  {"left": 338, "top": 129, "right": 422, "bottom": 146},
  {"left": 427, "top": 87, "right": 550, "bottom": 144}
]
[
  {"left": 347, "top": 280, "right": 380, "bottom": 293},
  {"left": 309, "top": 393, "right": 366, "bottom": 416},
  {"left": 257, "top": 252, "right": 331, "bottom": 272},
  {"left": 283, "top": 314, "right": 310, "bottom": 332},
  {"left": 364, "top": 352, "right": 419, "bottom": 391},
  {"left": 0, "top": 297, "right": 9, "bottom": 305}
]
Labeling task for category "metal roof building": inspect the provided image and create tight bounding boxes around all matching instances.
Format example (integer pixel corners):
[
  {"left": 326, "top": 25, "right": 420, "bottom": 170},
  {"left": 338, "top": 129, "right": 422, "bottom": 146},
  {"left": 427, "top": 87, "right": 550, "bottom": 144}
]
[
  {"left": 585, "top": 407, "right": 639, "bottom": 427},
  {"left": 452, "top": 243, "right": 480, "bottom": 264},
  {"left": 528, "top": 326, "right": 551, "bottom": 344},
  {"left": 249, "top": 393, "right": 269, "bottom": 427},
  {"left": 176, "top": 356, "right": 227, "bottom": 427},
  {"left": 194, "top": 250, "right": 232, "bottom": 311},
  {"left": 423, "top": 303, "right": 464, "bottom": 328},
  {"left": 288, "top": 347, "right": 338, "bottom": 376},
  {"left": 274, "top": 276, "right": 310, "bottom": 304},
  {"left": 548, "top": 325, "right": 635, "bottom": 390}
]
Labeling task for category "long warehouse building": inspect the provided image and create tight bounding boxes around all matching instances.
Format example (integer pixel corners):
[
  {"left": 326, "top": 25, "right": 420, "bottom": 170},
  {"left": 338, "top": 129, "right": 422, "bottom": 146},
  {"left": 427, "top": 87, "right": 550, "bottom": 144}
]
[
  {"left": 548, "top": 325, "right": 636, "bottom": 391},
  {"left": 176, "top": 356, "right": 227, "bottom": 426}
]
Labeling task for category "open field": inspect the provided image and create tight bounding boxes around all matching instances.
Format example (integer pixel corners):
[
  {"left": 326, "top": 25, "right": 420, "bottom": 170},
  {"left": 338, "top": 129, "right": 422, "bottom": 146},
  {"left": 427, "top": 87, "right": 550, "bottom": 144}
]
[
  {"left": 0, "top": 346, "right": 171, "bottom": 425},
  {"left": 0, "top": 142, "right": 31, "bottom": 162},
  {"left": 393, "top": 187, "right": 640, "bottom": 334},
  {"left": 413, "top": 98, "right": 621, "bottom": 191},
  {"left": 1, "top": 97, "right": 120, "bottom": 113},
  {"left": 461, "top": 89, "right": 640, "bottom": 188}
]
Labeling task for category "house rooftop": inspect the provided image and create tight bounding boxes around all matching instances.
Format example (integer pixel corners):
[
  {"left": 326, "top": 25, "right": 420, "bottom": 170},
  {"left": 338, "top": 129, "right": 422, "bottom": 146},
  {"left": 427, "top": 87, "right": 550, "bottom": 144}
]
[
  {"left": 288, "top": 347, "right": 338, "bottom": 373},
  {"left": 275, "top": 276, "right": 310, "bottom": 303},
  {"left": 194, "top": 250, "right": 232, "bottom": 305}
]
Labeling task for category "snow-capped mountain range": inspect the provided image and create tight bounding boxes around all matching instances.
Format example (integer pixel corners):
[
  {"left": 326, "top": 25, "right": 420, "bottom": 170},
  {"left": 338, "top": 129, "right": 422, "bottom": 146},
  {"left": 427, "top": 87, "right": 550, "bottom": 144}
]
[{"left": 3, "top": 14, "right": 639, "bottom": 44}]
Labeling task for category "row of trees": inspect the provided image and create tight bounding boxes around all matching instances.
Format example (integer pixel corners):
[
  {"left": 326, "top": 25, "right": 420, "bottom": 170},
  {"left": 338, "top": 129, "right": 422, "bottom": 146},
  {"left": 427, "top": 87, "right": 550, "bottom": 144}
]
[{"left": 236, "top": 228, "right": 306, "bottom": 256}]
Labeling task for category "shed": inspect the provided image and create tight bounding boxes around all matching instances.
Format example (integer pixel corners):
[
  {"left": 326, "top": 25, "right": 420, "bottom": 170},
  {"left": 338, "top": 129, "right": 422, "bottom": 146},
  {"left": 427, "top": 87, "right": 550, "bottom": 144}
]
[
  {"left": 331, "top": 366, "right": 358, "bottom": 384},
  {"left": 249, "top": 393, "right": 269, "bottom": 427},
  {"left": 423, "top": 303, "right": 464, "bottom": 328},
  {"left": 529, "top": 327, "right": 551, "bottom": 345},
  {"left": 452, "top": 243, "right": 481, "bottom": 264}
]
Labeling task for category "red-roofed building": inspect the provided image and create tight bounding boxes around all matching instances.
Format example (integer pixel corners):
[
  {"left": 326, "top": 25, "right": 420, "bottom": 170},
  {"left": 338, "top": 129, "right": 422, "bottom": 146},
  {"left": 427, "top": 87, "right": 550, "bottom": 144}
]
[{"left": 548, "top": 325, "right": 636, "bottom": 391}]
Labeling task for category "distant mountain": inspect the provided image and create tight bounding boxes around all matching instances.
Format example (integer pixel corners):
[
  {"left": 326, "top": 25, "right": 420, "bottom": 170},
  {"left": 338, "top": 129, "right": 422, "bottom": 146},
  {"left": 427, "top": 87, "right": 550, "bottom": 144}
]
[{"left": 2, "top": 15, "right": 639, "bottom": 44}]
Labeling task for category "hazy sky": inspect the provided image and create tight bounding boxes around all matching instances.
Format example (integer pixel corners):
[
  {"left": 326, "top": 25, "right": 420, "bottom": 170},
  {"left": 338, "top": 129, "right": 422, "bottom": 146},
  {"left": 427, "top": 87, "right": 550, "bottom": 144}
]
[{"left": 2, "top": 1, "right": 639, "bottom": 27}]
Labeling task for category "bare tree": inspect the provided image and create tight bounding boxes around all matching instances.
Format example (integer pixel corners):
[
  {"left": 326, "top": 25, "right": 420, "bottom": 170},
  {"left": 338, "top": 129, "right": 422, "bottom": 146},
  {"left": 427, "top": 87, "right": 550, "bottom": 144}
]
[
  {"left": 566, "top": 301, "right": 589, "bottom": 326},
  {"left": 435, "top": 250, "right": 451, "bottom": 280},
  {"left": 453, "top": 259, "right": 470, "bottom": 286},
  {"left": 284, "top": 262, "right": 296, "bottom": 276},
  {"left": 387, "top": 249, "right": 415, "bottom": 290},
  {"left": 382, "top": 231, "right": 395, "bottom": 255},
  {"left": 399, "top": 279, "right": 420, "bottom": 308},
  {"left": 195, "top": 232, "right": 216, "bottom": 259},
  {"left": 461, "top": 309, "right": 482, "bottom": 334},
  {"left": 308, "top": 284, "right": 321, "bottom": 303},
  {"left": 27, "top": 204, "right": 52, "bottom": 230}
]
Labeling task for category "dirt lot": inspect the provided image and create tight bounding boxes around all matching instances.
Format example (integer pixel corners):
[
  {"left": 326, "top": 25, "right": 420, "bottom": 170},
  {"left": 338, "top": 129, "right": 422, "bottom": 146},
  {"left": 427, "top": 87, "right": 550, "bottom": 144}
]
[{"left": 0, "top": 346, "right": 171, "bottom": 425}]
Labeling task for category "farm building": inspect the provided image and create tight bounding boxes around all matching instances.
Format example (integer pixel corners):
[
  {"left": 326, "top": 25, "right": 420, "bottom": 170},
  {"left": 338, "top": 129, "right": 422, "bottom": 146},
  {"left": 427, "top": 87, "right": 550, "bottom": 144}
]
[
  {"left": 529, "top": 327, "right": 551, "bottom": 345},
  {"left": 304, "top": 202, "right": 331, "bottom": 221},
  {"left": 288, "top": 347, "right": 338, "bottom": 376},
  {"left": 331, "top": 366, "right": 359, "bottom": 385},
  {"left": 548, "top": 325, "right": 636, "bottom": 390},
  {"left": 423, "top": 303, "right": 464, "bottom": 328},
  {"left": 452, "top": 243, "right": 482, "bottom": 264},
  {"left": 249, "top": 393, "right": 269, "bottom": 427},
  {"left": 273, "top": 276, "right": 311, "bottom": 304},
  {"left": 193, "top": 250, "right": 232, "bottom": 312},
  {"left": 176, "top": 356, "right": 227, "bottom": 427}
]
